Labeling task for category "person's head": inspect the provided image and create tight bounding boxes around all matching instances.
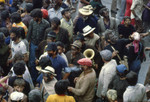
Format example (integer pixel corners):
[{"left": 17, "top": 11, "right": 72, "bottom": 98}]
[
  {"left": 31, "top": 9, "right": 43, "bottom": 22},
  {"left": 0, "top": 87, "right": 6, "bottom": 100},
  {"left": 116, "top": 64, "right": 128, "bottom": 77},
  {"left": 0, "top": 32, "right": 5, "bottom": 48},
  {"left": 104, "top": 30, "right": 118, "bottom": 44},
  {"left": 100, "top": 49, "right": 112, "bottom": 62},
  {"left": 28, "top": 89, "right": 42, "bottom": 102},
  {"left": 13, "top": 61, "right": 26, "bottom": 76},
  {"left": 10, "top": 91, "right": 25, "bottom": 102},
  {"left": 11, "top": 12, "right": 21, "bottom": 23},
  {"left": 38, "top": 56, "right": 52, "bottom": 69},
  {"left": 83, "top": 25, "right": 95, "bottom": 38},
  {"left": 71, "top": 40, "right": 82, "bottom": 55},
  {"left": 0, "top": 66, "right": 4, "bottom": 77},
  {"left": 124, "top": 16, "right": 131, "bottom": 26},
  {"left": 56, "top": 41, "right": 65, "bottom": 54},
  {"left": 77, "top": 58, "right": 92, "bottom": 71},
  {"left": 25, "top": 3, "right": 33, "bottom": 13},
  {"left": 75, "top": 33, "right": 85, "bottom": 44},
  {"left": 10, "top": 27, "right": 20, "bottom": 42},
  {"left": 13, "top": 79, "right": 26, "bottom": 92},
  {"left": 18, "top": 27, "right": 25, "bottom": 39},
  {"left": 47, "top": 32, "right": 56, "bottom": 43},
  {"left": 13, "top": 51, "right": 24, "bottom": 63},
  {"left": 0, "top": 27, "right": 9, "bottom": 37},
  {"left": 61, "top": 8, "right": 71, "bottom": 20},
  {"left": 46, "top": 42, "right": 58, "bottom": 57},
  {"left": 54, "top": 0, "right": 62, "bottom": 10},
  {"left": 79, "top": 5, "right": 93, "bottom": 19},
  {"left": 126, "top": 71, "right": 138, "bottom": 86},
  {"left": 55, "top": 80, "right": 69, "bottom": 95},
  {"left": 51, "top": 17, "right": 60, "bottom": 30},
  {"left": 41, "top": 66, "right": 56, "bottom": 83},
  {"left": 43, "top": 0, "right": 50, "bottom": 9},
  {"left": 99, "top": 7, "right": 109, "bottom": 19},
  {"left": 1, "top": 10, "right": 9, "bottom": 20},
  {"left": 131, "top": 32, "right": 140, "bottom": 41}
]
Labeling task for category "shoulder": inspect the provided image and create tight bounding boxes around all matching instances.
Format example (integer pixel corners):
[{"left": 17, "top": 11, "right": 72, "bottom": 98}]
[
  {"left": 66, "top": 96, "right": 75, "bottom": 101},
  {"left": 48, "top": 8, "right": 54, "bottom": 12}
]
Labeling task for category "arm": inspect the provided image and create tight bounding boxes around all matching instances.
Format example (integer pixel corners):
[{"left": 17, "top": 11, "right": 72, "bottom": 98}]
[
  {"left": 0, "top": 76, "right": 9, "bottom": 88},
  {"left": 143, "top": 4, "right": 150, "bottom": 10},
  {"left": 26, "top": 20, "right": 33, "bottom": 42},
  {"left": 80, "top": 0, "right": 90, "bottom": 5}
]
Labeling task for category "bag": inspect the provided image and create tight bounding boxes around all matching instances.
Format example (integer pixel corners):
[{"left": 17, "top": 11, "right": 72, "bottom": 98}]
[{"left": 130, "top": 43, "right": 142, "bottom": 74}]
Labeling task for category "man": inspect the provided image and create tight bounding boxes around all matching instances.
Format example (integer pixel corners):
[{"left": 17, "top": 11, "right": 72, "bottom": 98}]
[
  {"left": 27, "top": 9, "right": 50, "bottom": 82},
  {"left": 97, "top": 49, "right": 117, "bottom": 99},
  {"left": 46, "top": 42, "right": 67, "bottom": 80},
  {"left": 8, "top": 61, "right": 31, "bottom": 95},
  {"left": 63, "top": 40, "right": 84, "bottom": 86},
  {"left": 28, "top": 89, "right": 42, "bottom": 102},
  {"left": 45, "top": 17, "right": 70, "bottom": 51},
  {"left": 82, "top": 25, "right": 100, "bottom": 50},
  {"left": 74, "top": 5, "right": 98, "bottom": 35},
  {"left": 109, "top": 64, "right": 129, "bottom": 101},
  {"left": 60, "top": 8, "right": 73, "bottom": 42},
  {"left": 68, "top": 58, "right": 96, "bottom": 102},
  {"left": 21, "top": 3, "right": 33, "bottom": 28},
  {"left": 48, "top": 0, "right": 64, "bottom": 20},
  {"left": 123, "top": 71, "right": 147, "bottom": 101},
  {"left": 97, "top": 7, "right": 119, "bottom": 36},
  {"left": 37, "top": 66, "right": 57, "bottom": 102}
]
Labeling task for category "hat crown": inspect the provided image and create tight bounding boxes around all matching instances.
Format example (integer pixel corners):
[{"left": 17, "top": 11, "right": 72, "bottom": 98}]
[
  {"left": 45, "top": 66, "right": 55, "bottom": 73},
  {"left": 72, "top": 40, "right": 82, "bottom": 48},
  {"left": 83, "top": 25, "right": 92, "bottom": 33}
]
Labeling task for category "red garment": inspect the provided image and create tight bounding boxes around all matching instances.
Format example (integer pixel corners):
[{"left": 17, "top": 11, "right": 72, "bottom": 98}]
[{"left": 122, "top": 0, "right": 135, "bottom": 25}]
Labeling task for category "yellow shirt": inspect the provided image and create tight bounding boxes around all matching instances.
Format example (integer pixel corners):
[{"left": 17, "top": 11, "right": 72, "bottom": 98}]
[
  {"left": 12, "top": 22, "right": 28, "bottom": 36},
  {"left": 46, "top": 94, "right": 75, "bottom": 102}
]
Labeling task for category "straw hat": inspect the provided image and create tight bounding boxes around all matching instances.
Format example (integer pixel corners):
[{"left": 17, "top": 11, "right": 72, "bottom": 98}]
[
  {"left": 71, "top": 40, "right": 82, "bottom": 49},
  {"left": 79, "top": 5, "right": 93, "bottom": 16},
  {"left": 37, "top": 66, "right": 56, "bottom": 76},
  {"left": 83, "top": 25, "right": 95, "bottom": 36}
]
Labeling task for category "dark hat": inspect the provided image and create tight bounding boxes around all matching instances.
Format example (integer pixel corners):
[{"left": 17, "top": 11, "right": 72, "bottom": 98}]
[
  {"left": 75, "top": 33, "right": 85, "bottom": 41},
  {"left": 25, "top": 3, "right": 33, "bottom": 12},
  {"left": 56, "top": 41, "right": 64, "bottom": 48},
  {"left": 46, "top": 42, "right": 57, "bottom": 51},
  {"left": 47, "top": 32, "right": 56, "bottom": 38}
]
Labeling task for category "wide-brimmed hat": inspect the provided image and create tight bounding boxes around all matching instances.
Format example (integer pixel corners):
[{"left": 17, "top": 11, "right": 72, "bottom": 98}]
[
  {"left": 79, "top": 5, "right": 93, "bottom": 16},
  {"left": 37, "top": 66, "right": 56, "bottom": 76},
  {"left": 83, "top": 25, "right": 95, "bottom": 36},
  {"left": 131, "top": 32, "right": 140, "bottom": 41},
  {"left": 71, "top": 40, "right": 82, "bottom": 49}
]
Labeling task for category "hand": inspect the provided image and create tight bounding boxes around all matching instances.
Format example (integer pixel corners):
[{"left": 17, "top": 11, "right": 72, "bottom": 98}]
[
  {"left": 145, "top": 47, "right": 150, "bottom": 51},
  {"left": 112, "top": 51, "right": 118, "bottom": 58},
  {"left": 74, "top": 77, "right": 79, "bottom": 83},
  {"left": 69, "top": 64, "right": 74, "bottom": 67},
  {"left": 7, "top": 71, "right": 13, "bottom": 77},
  {"left": 68, "top": 87, "right": 73, "bottom": 92}
]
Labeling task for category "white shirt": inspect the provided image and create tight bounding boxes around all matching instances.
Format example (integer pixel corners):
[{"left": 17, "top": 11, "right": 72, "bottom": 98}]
[
  {"left": 48, "top": 7, "right": 64, "bottom": 20},
  {"left": 11, "top": 40, "right": 27, "bottom": 58},
  {"left": 123, "top": 83, "right": 147, "bottom": 102}
]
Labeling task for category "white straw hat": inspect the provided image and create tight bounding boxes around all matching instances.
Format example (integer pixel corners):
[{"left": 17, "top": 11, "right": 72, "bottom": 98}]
[
  {"left": 83, "top": 25, "right": 95, "bottom": 36},
  {"left": 79, "top": 5, "right": 93, "bottom": 16}
]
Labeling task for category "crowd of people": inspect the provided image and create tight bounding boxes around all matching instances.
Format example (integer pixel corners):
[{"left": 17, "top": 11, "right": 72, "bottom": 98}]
[{"left": 0, "top": 0, "right": 150, "bottom": 102}]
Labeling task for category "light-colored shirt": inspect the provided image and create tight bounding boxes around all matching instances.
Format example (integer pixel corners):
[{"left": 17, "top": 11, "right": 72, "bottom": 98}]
[{"left": 48, "top": 7, "right": 64, "bottom": 20}]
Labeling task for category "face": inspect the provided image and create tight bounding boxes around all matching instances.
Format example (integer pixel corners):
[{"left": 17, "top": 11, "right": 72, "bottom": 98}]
[
  {"left": 51, "top": 22, "right": 58, "bottom": 30},
  {"left": 81, "top": 65, "right": 88, "bottom": 71},
  {"left": 47, "top": 37, "right": 54, "bottom": 43},
  {"left": 71, "top": 46, "right": 79, "bottom": 55},
  {"left": 43, "top": 73, "right": 53, "bottom": 83},
  {"left": 124, "top": 18, "right": 131, "bottom": 25},
  {"left": 33, "top": 17, "right": 40, "bottom": 23},
  {"left": 10, "top": 32, "right": 17, "bottom": 41},
  {"left": 47, "top": 50, "right": 55, "bottom": 57},
  {"left": 14, "top": 86, "right": 24, "bottom": 92},
  {"left": 64, "top": 11, "right": 71, "bottom": 19},
  {"left": 103, "top": 10, "right": 109, "bottom": 18},
  {"left": 87, "top": 32, "right": 94, "bottom": 38},
  {"left": 57, "top": 46, "right": 63, "bottom": 54},
  {"left": 0, "top": 95, "right": 3, "bottom": 100}
]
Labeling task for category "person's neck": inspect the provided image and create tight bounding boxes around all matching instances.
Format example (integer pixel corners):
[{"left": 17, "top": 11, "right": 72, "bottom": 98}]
[
  {"left": 84, "top": 68, "right": 92, "bottom": 75},
  {"left": 54, "top": 27, "right": 60, "bottom": 34},
  {"left": 124, "top": 24, "right": 129, "bottom": 27},
  {"left": 103, "top": 17, "right": 109, "bottom": 22},
  {"left": 64, "top": 17, "right": 70, "bottom": 22},
  {"left": 37, "top": 18, "right": 42, "bottom": 24},
  {"left": 14, "top": 38, "right": 20, "bottom": 44},
  {"left": 17, "top": 75, "right": 23, "bottom": 77},
  {"left": 52, "top": 54, "right": 57, "bottom": 58}
]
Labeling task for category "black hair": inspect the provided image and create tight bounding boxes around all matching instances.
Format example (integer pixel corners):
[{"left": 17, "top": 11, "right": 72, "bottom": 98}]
[
  {"left": 104, "top": 30, "right": 114, "bottom": 42},
  {"left": 0, "top": 27, "right": 9, "bottom": 37},
  {"left": 28, "top": 89, "right": 42, "bottom": 102},
  {"left": 61, "top": 8, "right": 70, "bottom": 15},
  {"left": 99, "top": 7, "right": 109, "bottom": 16},
  {"left": 13, "top": 78, "right": 26, "bottom": 87},
  {"left": 39, "top": 56, "right": 52, "bottom": 69},
  {"left": 31, "top": 9, "right": 43, "bottom": 18},
  {"left": 1, "top": 10, "right": 9, "bottom": 20},
  {"left": 11, "top": 12, "right": 21, "bottom": 23},
  {"left": 56, "top": 41, "right": 64, "bottom": 48},
  {"left": 25, "top": 3, "right": 33, "bottom": 13},
  {"left": 13, "top": 61, "right": 26, "bottom": 75},
  {"left": 0, "top": 66, "right": 4, "bottom": 77},
  {"left": 0, "top": 32, "right": 5, "bottom": 48},
  {"left": 51, "top": 17, "right": 61, "bottom": 26},
  {"left": 124, "top": 16, "right": 131, "bottom": 21},
  {"left": 55, "top": 80, "right": 69, "bottom": 95},
  {"left": 45, "top": 0, "right": 50, "bottom": 4},
  {"left": 10, "top": 27, "right": 20, "bottom": 38},
  {"left": 126, "top": 71, "right": 138, "bottom": 86},
  {"left": 18, "top": 27, "right": 25, "bottom": 39}
]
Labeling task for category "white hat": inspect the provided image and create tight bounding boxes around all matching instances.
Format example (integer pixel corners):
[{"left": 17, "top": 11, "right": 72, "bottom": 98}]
[
  {"left": 40, "top": 66, "right": 56, "bottom": 76},
  {"left": 79, "top": 5, "right": 93, "bottom": 16},
  {"left": 132, "top": 32, "right": 140, "bottom": 40},
  {"left": 83, "top": 25, "right": 95, "bottom": 36},
  {"left": 10, "top": 91, "right": 24, "bottom": 101}
]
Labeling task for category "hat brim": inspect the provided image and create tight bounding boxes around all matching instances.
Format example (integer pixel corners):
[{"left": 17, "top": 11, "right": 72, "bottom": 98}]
[
  {"left": 83, "top": 28, "right": 95, "bottom": 36},
  {"left": 71, "top": 44, "right": 80, "bottom": 49},
  {"left": 79, "top": 9, "right": 93, "bottom": 16},
  {"left": 36, "top": 66, "right": 42, "bottom": 72},
  {"left": 40, "top": 69, "right": 57, "bottom": 76}
]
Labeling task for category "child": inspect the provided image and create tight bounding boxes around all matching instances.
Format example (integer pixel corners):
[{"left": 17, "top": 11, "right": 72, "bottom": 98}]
[{"left": 0, "top": 87, "right": 7, "bottom": 102}]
